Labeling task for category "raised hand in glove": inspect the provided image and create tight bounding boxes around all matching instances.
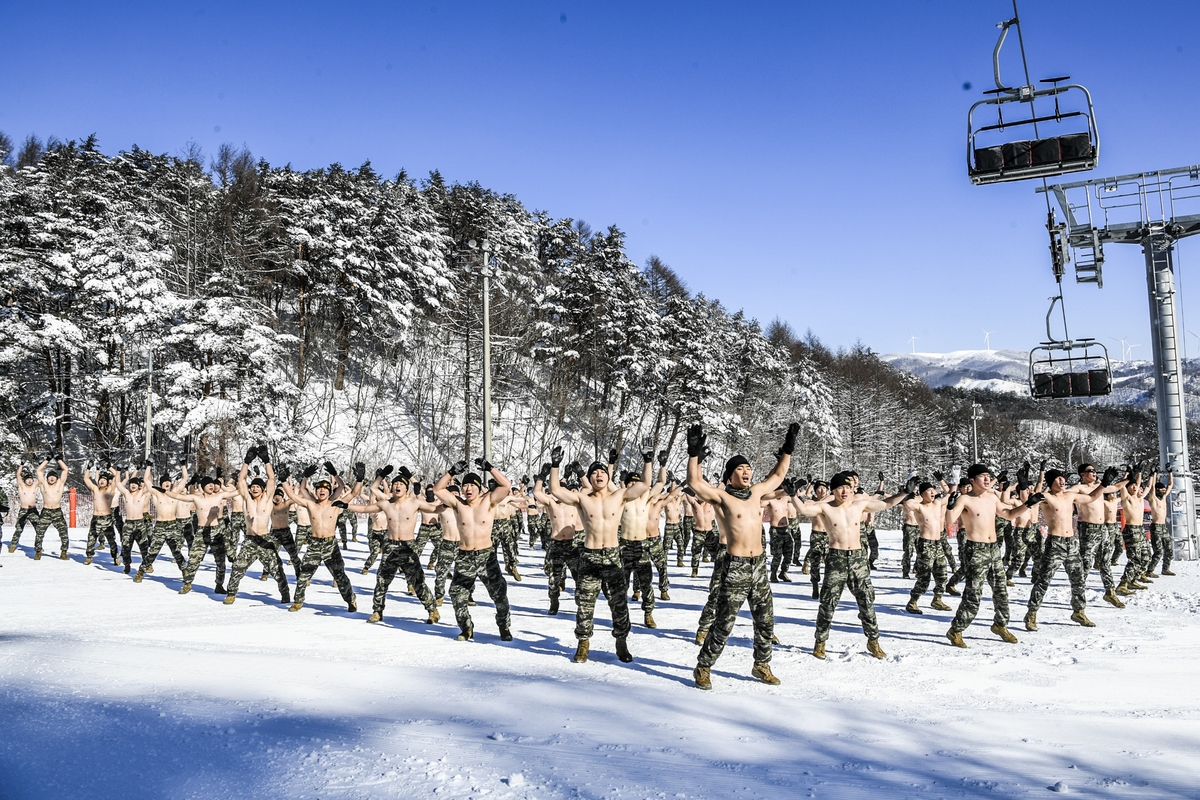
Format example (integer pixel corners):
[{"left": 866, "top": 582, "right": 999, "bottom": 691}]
[
  {"left": 641, "top": 450, "right": 654, "bottom": 464},
  {"left": 276, "top": 464, "right": 291, "bottom": 483},
  {"left": 257, "top": 444, "right": 271, "bottom": 464},
  {"left": 1024, "top": 492, "right": 1045, "bottom": 507},
  {"left": 686, "top": 424, "right": 707, "bottom": 458},
  {"left": 243, "top": 446, "right": 258, "bottom": 465},
  {"left": 425, "top": 487, "right": 436, "bottom": 503},
  {"left": 324, "top": 461, "right": 338, "bottom": 476},
  {"left": 380, "top": 464, "right": 394, "bottom": 478},
  {"left": 215, "top": 466, "right": 224, "bottom": 480},
  {"left": 946, "top": 491, "right": 960, "bottom": 510},
  {"left": 549, "top": 446, "right": 564, "bottom": 468},
  {"left": 332, "top": 500, "right": 348, "bottom": 509},
  {"left": 608, "top": 448, "right": 618, "bottom": 465},
  {"left": 302, "top": 464, "right": 318, "bottom": 479},
  {"left": 353, "top": 462, "right": 366, "bottom": 482},
  {"left": 448, "top": 460, "right": 468, "bottom": 477},
  {"left": 932, "top": 470, "right": 945, "bottom": 482},
  {"left": 1100, "top": 466, "right": 1119, "bottom": 487},
  {"left": 904, "top": 475, "right": 920, "bottom": 496},
  {"left": 697, "top": 445, "right": 712, "bottom": 464},
  {"left": 475, "top": 457, "right": 494, "bottom": 473},
  {"left": 657, "top": 450, "right": 668, "bottom": 467}
]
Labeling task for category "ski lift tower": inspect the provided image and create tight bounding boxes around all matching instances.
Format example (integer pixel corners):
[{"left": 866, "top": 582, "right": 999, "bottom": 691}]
[{"left": 1040, "top": 168, "right": 1200, "bottom": 559}]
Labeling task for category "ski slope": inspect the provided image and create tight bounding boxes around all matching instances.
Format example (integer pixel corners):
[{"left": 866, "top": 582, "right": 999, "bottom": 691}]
[{"left": 1, "top": 525, "right": 1197, "bottom": 799}]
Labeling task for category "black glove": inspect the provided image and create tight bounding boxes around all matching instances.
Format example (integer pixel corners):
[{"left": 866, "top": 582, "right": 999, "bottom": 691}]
[
  {"left": 475, "top": 457, "right": 494, "bottom": 473},
  {"left": 641, "top": 451, "right": 654, "bottom": 464},
  {"left": 877, "top": 471, "right": 885, "bottom": 483},
  {"left": 686, "top": 424, "right": 706, "bottom": 458},
  {"left": 332, "top": 500, "right": 348, "bottom": 509},
  {"left": 697, "top": 446, "right": 712, "bottom": 464},
  {"left": 397, "top": 466, "right": 413, "bottom": 482},
  {"left": 795, "top": 477, "right": 808, "bottom": 490},
  {"left": 682, "top": 486, "right": 696, "bottom": 497},
  {"left": 215, "top": 466, "right": 224, "bottom": 480},
  {"left": 537, "top": 463, "right": 551, "bottom": 482},
  {"left": 260, "top": 444, "right": 272, "bottom": 464},
  {"left": 375, "top": 467, "right": 386, "bottom": 479},
  {"left": 324, "top": 461, "right": 338, "bottom": 476},
  {"left": 779, "top": 422, "right": 800, "bottom": 456},
  {"left": 302, "top": 464, "right": 318, "bottom": 479},
  {"left": 276, "top": 465, "right": 291, "bottom": 483},
  {"left": 380, "top": 464, "right": 394, "bottom": 478},
  {"left": 997, "top": 470, "right": 1009, "bottom": 485},
  {"left": 566, "top": 461, "right": 583, "bottom": 480},
  {"left": 425, "top": 487, "right": 436, "bottom": 502},
  {"left": 549, "top": 446, "right": 563, "bottom": 468},
  {"left": 1025, "top": 492, "right": 1045, "bottom": 507},
  {"left": 657, "top": 450, "right": 668, "bottom": 467},
  {"left": 608, "top": 447, "right": 618, "bottom": 465},
  {"left": 1134, "top": 461, "right": 1144, "bottom": 476},
  {"left": 1100, "top": 466, "right": 1118, "bottom": 487},
  {"left": 448, "top": 460, "right": 468, "bottom": 477},
  {"left": 1038, "top": 459, "right": 1047, "bottom": 474},
  {"left": 243, "top": 446, "right": 257, "bottom": 465},
  {"left": 520, "top": 475, "right": 529, "bottom": 485},
  {"left": 904, "top": 475, "right": 920, "bottom": 495},
  {"left": 412, "top": 481, "right": 422, "bottom": 495},
  {"left": 946, "top": 491, "right": 960, "bottom": 510},
  {"left": 932, "top": 470, "right": 944, "bottom": 482},
  {"left": 353, "top": 462, "right": 366, "bottom": 482}
]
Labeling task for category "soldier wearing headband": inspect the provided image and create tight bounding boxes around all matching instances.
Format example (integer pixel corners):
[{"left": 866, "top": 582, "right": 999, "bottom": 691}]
[{"left": 163, "top": 467, "right": 243, "bottom": 595}]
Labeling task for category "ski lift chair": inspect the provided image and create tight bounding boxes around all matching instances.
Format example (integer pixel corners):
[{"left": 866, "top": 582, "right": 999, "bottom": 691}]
[{"left": 1029, "top": 339, "right": 1112, "bottom": 399}]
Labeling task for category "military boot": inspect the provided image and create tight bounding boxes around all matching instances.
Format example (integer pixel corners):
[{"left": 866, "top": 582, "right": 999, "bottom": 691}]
[
  {"left": 931, "top": 596, "right": 951, "bottom": 611},
  {"left": 752, "top": 663, "right": 781, "bottom": 685},
  {"left": 367, "top": 612, "right": 383, "bottom": 623},
  {"left": 133, "top": 568, "right": 145, "bottom": 583},
  {"left": 990, "top": 624, "right": 1018, "bottom": 643},
  {"left": 691, "top": 567, "right": 699, "bottom": 578},
  {"left": 1024, "top": 610, "right": 1038, "bottom": 631},
  {"left": 288, "top": 601, "right": 303, "bottom": 612},
  {"left": 866, "top": 638, "right": 886, "bottom": 659},
  {"left": 60, "top": 549, "right": 68, "bottom": 560},
  {"left": 223, "top": 594, "right": 237, "bottom": 605},
  {"left": 615, "top": 637, "right": 633, "bottom": 663},
  {"left": 84, "top": 556, "right": 93, "bottom": 565},
  {"left": 694, "top": 628, "right": 708, "bottom": 646},
  {"left": 770, "top": 568, "right": 779, "bottom": 583},
  {"left": 1116, "top": 581, "right": 1134, "bottom": 596},
  {"left": 179, "top": 583, "right": 192, "bottom": 595},
  {"left": 548, "top": 597, "right": 560, "bottom": 615},
  {"left": 802, "top": 562, "right": 809, "bottom": 574},
  {"left": 347, "top": 597, "right": 357, "bottom": 613},
  {"left": 260, "top": 572, "right": 269, "bottom": 581},
  {"left": 780, "top": 572, "right": 792, "bottom": 582},
  {"left": 511, "top": 565, "right": 522, "bottom": 582},
  {"left": 1162, "top": 568, "right": 1176, "bottom": 576},
  {"left": 812, "top": 641, "right": 826, "bottom": 660},
  {"left": 144, "top": 563, "right": 154, "bottom": 574},
  {"left": 644, "top": 611, "right": 657, "bottom": 629},
  {"left": 945, "top": 584, "right": 961, "bottom": 596},
  {"left": 360, "top": 566, "right": 369, "bottom": 575},
  {"left": 660, "top": 589, "right": 670, "bottom": 600},
  {"left": 632, "top": 590, "right": 641, "bottom": 601},
  {"left": 946, "top": 629, "right": 967, "bottom": 648},
  {"left": 1145, "top": 571, "right": 1159, "bottom": 579},
  {"left": 427, "top": 608, "right": 440, "bottom": 624},
  {"left": 1071, "top": 610, "right": 1095, "bottom": 627},
  {"left": 693, "top": 666, "right": 712, "bottom": 690},
  {"left": 905, "top": 599, "right": 923, "bottom": 615},
  {"left": 811, "top": 585, "right": 820, "bottom": 599},
  {"left": 1103, "top": 589, "right": 1126, "bottom": 608},
  {"left": 573, "top": 639, "right": 589, "bottom": 662},
  {"left": 499, "top": 627, "right": 513, "bottom": 641},
  {"left": 33, "top": 549, "right": 42, "bottom": 561},
  {"left": 456, "top": 628, "right": 474, "bottom": 642},
  {"left": 279, "top": 588, "right": 290, "bottom": 604}
]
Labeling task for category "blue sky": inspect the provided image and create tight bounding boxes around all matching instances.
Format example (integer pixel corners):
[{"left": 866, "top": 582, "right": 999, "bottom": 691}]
[{"left": 2, "top": 0, "right": 1198, "bottom": 356}]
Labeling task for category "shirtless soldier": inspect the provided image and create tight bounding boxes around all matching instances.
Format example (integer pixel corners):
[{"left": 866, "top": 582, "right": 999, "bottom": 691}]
[
  {"left": 763, "top": 481, "right": 794, "bottom": 582},
  {"left": 645, "top": 467, "right": 681, "bottom": 601},
  {"left": 224, "top": 449, "right": 290, "bottom": 605},
  {"left": 11, "top": 464, "right": 43, "bottom": 554},
  {"left": 1072, "top": 463, "right": 1125, "bottom": 608},
  {"left": 549, "top": 447, "right": 653, "bottom": 663},
  {"left": 533, "top": 464, "right": 581, "bottom": 615},
  {"left": 1116, "top": 468, "right": 1153, "bottom": 595},
  {"left": 113, "top": 466, "right": 154, "bottom": 573},
  {"left": 903, "top": 483, "right": 953, "bottom": 613},
  {"left": 689, "top": 483, "right": 719, "bottom": 579},
  {"left": 802, "top": 480, "right": 831, "bottom": 598},
  {"left": 791, "top": 472, "right": 908, "bottom": 659},
  {"left": 280, "top": 464, "right": 361, "bottom": 613},
  {"left": 433, "top": 458, "right": 514, "bottom": 641},
  {"left": 1024, "top": 468, "right": 1116, "bottom": 630},
  {"left": 1146, "top": 472, "right": 1175, "bottom": 577},
  {"left": 689, "top": 423, "right": 797, "bottom": 689},
  {"left": 618, "top": 457, "right": 661, "bottom": 629},
  {"left": 31, "top": 459, "right": 71, "bottom": 559},
  {"left": 164, "top": 474, "right": 240, "bottom": 594},
  {"left": 81, "top": 463, "right": 120, "bottom": 564},
  {"left": 136, "top": 469, "right": 189, "bottom": 581}
]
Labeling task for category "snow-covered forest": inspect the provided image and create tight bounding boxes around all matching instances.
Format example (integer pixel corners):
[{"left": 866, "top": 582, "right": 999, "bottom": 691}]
[{"left": 0, "top": 134, "right": 1161, "bottom": 481}]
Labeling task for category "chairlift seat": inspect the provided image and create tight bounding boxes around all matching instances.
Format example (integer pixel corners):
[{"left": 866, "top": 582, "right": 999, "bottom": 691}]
[{"left": 1028, "top": 341, "right": 1112, "bottom": 399}]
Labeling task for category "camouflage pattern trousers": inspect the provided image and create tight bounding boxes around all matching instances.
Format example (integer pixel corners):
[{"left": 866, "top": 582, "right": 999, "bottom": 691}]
[
  {"left": 697, "top": 553, "right": 775, "bottom": 669},
  {"left": 121, "top": 517, "right": 152, "bottom": 569},
  {"left": 295, "top": 524, "right": 312, "bottom": 549},
  {"left": 491, "top": 518, "right": 520, "bottom": 570},
  {"left": 373, "top": 539, "right": 435, "bottom": 617},
  {"left": 1078, "top": 521, "right": 1116, "bottom": 592},
  {"left": 1149, "top": 523, "right": 1173, "bottom": 574},
  {"left": 948, "top": 530, "right": 968, "bottom": 587},
  {"left": 859, "top": 523, "right": 879, "bottom": 569},
  {"left": 901, "top": 524, "right": 920, "bottom": 578},
  {"left": 224, "top": 511, "right": 245, "bottom": 566},
  {"left": 293, "top": 536, "right": 355, "bottom": 606},
  {"left": 431, "top": 537, "right": 460, "bottom": 601},
  {"left": 996, "top": 517, "right": 1014, "bottom": 566},
  {"left": 815, "top": 548, "right": 879, "bottom": 644},
  {"left": 769, "top": 525, "right": 794, "bottom": 579},
  {"left": 182, "top": 525, "right": 227, "bottom": 588},
  {"left": 1105, "top": 522, "right": 1122, "bottom": 566},
  {"left": 789, "top": 517, "right": 803, "bottom": 566},
  {"left": 143, "top": 519, "right": 187, "bottom": 573},
  {"left": 363, "top": 528, "right": 387, "bottom": 572},
  {"left": 86, "top": 513, "right": 119, "bottom": 560},
  {"left": 337, "top": 509, "right": 355, "bottom": 546},
  {"left": 1027, "top": 535, "right": 1086, "bottom": 614},
  {"left": 950, "top": 540, "right": 1009, "bottom": 633},
  {"left": 805, "top": 531, "right": 830, "bottom": 592},
  {"left": 270, "top": 525, "right": 302, "bottom": 580},
  {"left": 546, "top": 538, "right": 580, "bottom": 601},
  {"left": 226, "top": 534, "right": 289, "bottom": 598},
  {"left": 663, "top": 523, "right": 684, "bottom": 564},
  {"left": 680, "top": 516, "right": 694, "bottom": 563},
  {"left": 620, "top": 540, "right": 654, "bottom": 612},
  {"left": 1006, "top": 526, "right": 1036, "bottom": 579},
  {"left": 909, "top": 536, "right": 949, "bottom": 600},
  {"left": 646, "top": 535, "right": 669, "bottom": 593},
  {"left": 34, "top": 508, "right": 69, "bottom": 554},
  {"left": 414, "top": 522, "right": 442, "bottom": 566},
  {"left": 697, "top": 546, "right": 731, "bottom": 634},
  {"left": 11, "top": 508, "right": 38, "bottom": 547},
  {"left": 450, "top": 547, "right": 511, "bottom": 636},
  {"left": 1120, "top": 525, "right": 1151, "bottom": 585},
  {"left": 691, "top": 527, "right": 719, "bottom": 570},
  {"left": 574, "top": 547, "right": 631, "bottom": 641}
]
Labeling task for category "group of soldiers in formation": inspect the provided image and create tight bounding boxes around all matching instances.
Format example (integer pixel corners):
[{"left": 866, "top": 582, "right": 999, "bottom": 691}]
[{"left": 0, "top": 423, "right": 1180, "bottom": 690}]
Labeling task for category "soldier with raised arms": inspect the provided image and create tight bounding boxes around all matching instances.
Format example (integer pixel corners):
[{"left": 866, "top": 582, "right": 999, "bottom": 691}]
[
  {"left": 113, "top": 466, "right": 154, "bottom": 573},
  {"left": 1145, "top": 469, "right": 1175, "bottom": 578},
  {"left": 532, "top": 463, "right": 581, "bottom": 615},
  {"left": 617, "top": 452, "right": 663, "bottom": 630},
  {"left": 689, "top": 422, "right": 798, "bottom": 690},
  {"left": 903, "top": 482, "right": 954, "bottom": 614},
  {"left": 164, "top": 472, "right": 240, "bottom": 594},
  {"left": 25, "top": 459, "right": 72, "bottom": 560},
  {"left": 280, "top": 462, "right": 363, "bottom": 613},
  {"left": 81, "top": 462, "right": 120, "bottom": 565},
  {"left": 224, "top": 447, "right": 290, "bottom": 605},
  {"left": 136, "top": 466, "right": 189, "bottom": 582},
  {"left": 1071, "top": 462, "right": 1126, "bottom": 608},
  {"left": 549, "top": 446, "right": 652, "bottom": 664}
]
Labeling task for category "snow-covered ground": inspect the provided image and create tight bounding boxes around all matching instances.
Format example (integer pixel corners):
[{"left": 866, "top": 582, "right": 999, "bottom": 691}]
[{"left": 2, "top": 525, "right": 1198, "bottom": 799}]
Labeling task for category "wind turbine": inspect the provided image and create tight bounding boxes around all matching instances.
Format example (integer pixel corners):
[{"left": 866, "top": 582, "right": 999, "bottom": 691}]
[
  {"left": 982, "top": 329, "right": 994, "bottom": 353},
  {"left": 1127, "top": 343, "right": 1142, "bottom": 361},
  {"left": 908, "top": 334, "right": 919, "bottom": 354},
  {"left": 1109, "top": 335, "right": 1130, "bottom": 362}
]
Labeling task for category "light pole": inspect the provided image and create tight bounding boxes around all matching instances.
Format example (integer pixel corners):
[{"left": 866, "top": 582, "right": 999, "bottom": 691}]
[
  {"left": 145, "top": 347, "right": 154, "bottom": 462},
  {"left": 970, "top": 402, "right": 983, "bottom": 463},
  {"left": 467, "top": 238, "right": 494, "bottom": 462}
]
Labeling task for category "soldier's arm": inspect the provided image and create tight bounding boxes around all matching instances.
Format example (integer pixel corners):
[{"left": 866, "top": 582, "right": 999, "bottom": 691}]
[{"left": 548, "top": 466, "right": 580, "bottom": 506}]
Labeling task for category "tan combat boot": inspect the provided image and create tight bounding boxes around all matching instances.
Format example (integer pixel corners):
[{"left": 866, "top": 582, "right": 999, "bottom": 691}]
[
  {"left": 179, "top": 583, "right": 192, "bottom": 595},
  {"left": 1162, "top": 568, "right": 1176, "bottom": 576},
  {"left": 426, "top": 608, "right": 440, "bottom": 625},
  {"left": 288, "top": 601, "right": 303, "bottom": 612},
  {"left": 866, "top": 639, "right": 886, "bottom": 659},
  {"left": 60, "top": 549, "right": 68, "bottom": 560},
  {"left": 931, "top": 596, "right": 951, "bottom": 611},
  {"left": 367, "top": 612, "right": 382, "bottom": 623},
  {"left": 347, "top": 598, "right": 357, "bottom": 613},
  {"left": 223, "top": 594, "right": 237, "bottom": 605},
  {"left": 905, "top": 599, "right": 923, "bottom": 615},
  {"left": 1103, "top": 589, "right": 1126, "bottom": 608},
  {"left": 693, "top": 666, "right": 712, "bottom": 690},
  {"left": 360, "top": 566, "right": 369, "bottom": 575},
  {"left": 84, "top": 556, "right": 93, "bottom": 565},
  {"left": 133, "top": 569, "right": 145, "bottom": 583},
  {"left": 456, "top": 629, "right": 474, "bottom": 642},
  {"left": 1145, "top": 571, "right": 1159, "bottom": 579},
  {"left": 1024, "top": 610, "right": 1038, "bottom": 631},
  {"left": 511, "top": 565, "right": 522, "bottom": 582},
  {"left": 573, "top": 639, "right": 589, "bottom": 662},
  {"left": 660, "top": 590, "right": 670, "bottom": 601},
  {"left": 1116, "top": 582, "right": 1133, "bottom": 596},
  {"left": 990, "top": 624, "right": 1018, "bottom": 643},
  {"left": 752, "top": 663, "right": 781, "bottom": 685},
  {"left": 812, "top": 641, "right": 826, "bottom": 660},
  {"left": 34, "top": 550, "right": 42, "bottom": 561},
  {"left": 695, "top": 628, "right": 708, "bottom": 646},
  {"left": 1071, "top": 610, "right": 1095, "bottom": 627},
  {"left": 644, "top": 611, "right": 657, "bottom": 629},
  {"left": 946, "top": 629, "right": 967, "bottom": 648}
]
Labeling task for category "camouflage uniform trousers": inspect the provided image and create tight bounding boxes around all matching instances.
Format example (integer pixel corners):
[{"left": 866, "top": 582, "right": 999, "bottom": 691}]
[
  {"left": 691, "top": 527, "right": 719, "bottom": 571},
  {"left": 574, "top": 547, "right": 632, "bottom": 641},
  {"left": 295, "top": 524, "right": 312, "bottom": 549},
  {"left": 996, "top": 517, "right": 1014, "bottom": 566},
  {"left": 697, "top": 545, "right": 731, "bottom": 634},
  {"left": 815, "top": 548, "right": 879, "bottom": 644},
  {"left": 859, "top": 522, "right": 879, "bottom": 569},
  {"left": 491, "top": 518, "right": 520, "bottom": 571},
  {"left": 1119, "top": 524, "right": 1151, "bottom": 586},
  {"left": 413, "top": 522, "right": 442, "bottom": 566},
  {"left": 11, "top": 507, "right": 39, "bottom": 548},
  {"left": 1078, "top": 521, "right": 1116, "bottom": 592},
  {"left": 546, "top": 537, "right": 580, "bottom": 601},
  {"left": 697, "top": 553, "right": 775, "bottom": 669},
  {"left": 224, "top": 511, "right": 245, "bottom": 566},
  {"left": 680, "top": 516, "right": 694, "bottom": 563},
  {"left": 372, "top": 539, "right": 436, "bottom": 617},
  {"left": 909, "top": 537, "right": 949, "bottom": 600},
  {"left": 663, "top": 523, "right": 684, "bottom": 565},
  {"left": 1006, "top": 526, "right": 1034, "bottom": 579},
  {"left": 450, "top": 547, "right": 511, "bottom": 637},
  {"left": 226, "top": 534, "right": 289, "bottom": 599},
  {"left": 788, "top": 517, "right": 803, "bottom": 566},
  {"left": 620, "top": 539, "right": 655, "bottom": 612},
  {"left": 33, "top": 508, "right": 70, "bottom": 555},
  {"left": 527, "top": 513, "right": 541, "bottom": 548},
  {"left": 768, "top": 525, "right": 794, "bottom": 580},
  {"left": 901, "top": 524, "right": 920, "bottom": 578},
  {"left": 941, "top": 532, "right": 958, "bottom": 573},
  {"left": 142, "top": 519, "right": 187, "bottom": 573},
  {"left": 1106, "top": 522, "right": 1124, "bottom": 566},
  {"left": 181, "top": 512, "right": 196, "bottom": 548},
  {"left": 1148, "top": 523, "right": 1173, "bottom": 574},
  {"left": 431, "top": 537, "right": 460, "bottom": 601},
  {"left": 536, "top": 514, "right": 552, "bottom": 550},
  {"left": 646, "top": 535, "right": 670, "bottom": 594},
  {"left": 182, "top": 525, "right": 228, "bottom": 589},
  {"left": 86, "top": 513, "right": 120, "bottom": 561},
  {"left": 292, "top": 536, "right": 356, "bottom": 606},
  {"left": 1027, "top": 535, "right": 1086, "bottom": 614},
  {"left": 949, "top": 541, "right": 1009, "bottom": 633},
  {"left": 120, "top": 516, "right": 152, "bottom": 569},
  {"left": 805, "top": 530, "right": 830, "bottom": 592},
  {"left": 948, "top": 530, "right": 968, "bottom": 588},
  {"left": 363, "top": 527, "right": 388, "bottom": 572},
  {"left": 337, "top": 509, "right": 355, "bottom": 547},
  {"left": 269, "top": 524, "right": 302, "bottom": 580}
]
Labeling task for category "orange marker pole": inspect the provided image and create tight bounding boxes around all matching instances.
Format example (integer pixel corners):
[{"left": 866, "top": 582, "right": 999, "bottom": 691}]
[{"left": 69, "top": 487, "right": 77, "bottom": 529}]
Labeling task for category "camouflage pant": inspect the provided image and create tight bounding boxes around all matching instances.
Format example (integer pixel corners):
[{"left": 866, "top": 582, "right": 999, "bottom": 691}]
[
  {"left": 527, "top": 514, "right": 541, "bottom": 547},
  {"left": 815, "top": 548, "right": 878, "bottom": 644},
  {"left": 450, "top": 547, "right": 511, "bottom": 636},
  {"left": 805, "top": 530, "right": 830, "bottom": 591},
  {"left": 34, "top": 508, "right": 69, "bottom": 553},
  {"left": 646, "top": 535, "right": 669, "bottom": 593},
  {"left": 1006, "top": 526, "right": 1035, "bottom": 579},
  {"left": 1078, "top": 521, "right": 1116, "bottom": 592},
  {"left": 413, "top": 523, "right": 442, "bottom": 565},
  {"left": 12, "top": 507, "right": 39, "bottom": 547},
  {"left": 698, "top": 546, "right": 731, "bottom": 633},
  {"left": 941, "top": 532, "right": 957, "bottom": 572},
  {"left": 1027, "top": 535, "right": 1086, "bottom": 614},
  {"left": 996, "top": 518, "right": 1014, "bottom": 565},
  {"left": 575, "top": 547, "right": 631, "bottom": 641},
  {"left": 373, "top": 540, "right": 435, "bottom": 616},
  {"left": 363, "top": 528, "right": 387, "bottom": 572},
  {"left": 788, "top": 517, "right": 802, "bottom": 565},
  {"left": 86, "top": 513, "right": 119, "bottom": 560},
  {"left": 182, "top": 525, "right": 228, "bottom": 588},
  {"left": 269, "top": 525, "right": 302, "bottom": 580},
  {"left": 1120, "top": 525, "right": 1151, "bottom": 585},
  {"left": 432, "top": 537, "right": 460, "bottom": 600},
  {"left": 295, "top": 524, "right": 312, "bottom": 549},
  {"left": 337, "top": 509, "right": 355, "bottom": 546},
  {"left": 859, "top": 523, "right": 879, "bottom": 568},
  {"left": 1148, "top": 523, "right": 1173, "bottom": 573},
  {"left": 121, "top": 517, "right": 151, "bottom": 569},
  {"left": 227, "top": 534, "right": 289, "bottom": 598},
  {"left": 697, "top": 553, "right": 775, "bottom": 669},
  {"left": 663, "top": 523, "right": 684, "bottom": 562},
  {"left": 620, "top": 540, "right": 655, "bottom": 612},
  {"left": 948, "top": 530, "right": 968, "bottom": 587},
  {"left": 224, "top": 512, "right": 245, "bottom": 565},
  {"left": 950, "top": 541, "right": 1009, "bottom": 632},
  {"left": 691, "top": 527, "right": 719, "bottom": 570},
  {"left": 547, "top": 538, "right": 580, "bottom": 600},
  {"left": 901, "top": 524, "right": 920, "bottom": 577},
  {"left": 491, "top": 518, "right": 520, "bottom": 570},
  {"left": 769, "top": 525, "right": 794, "bottom": 579},
  {"left": 1106, "top": 522, "right": 1122, "bottom": 565},
  {"left": 293, "top": 536, "right": 355, "bottom": 606},
  {"left": 680, "top": 516, "right": 694, "bottom": 561},
  {"left": 143, "top": 519, "right": 187, "bottom": 573},
  {"left": 910, "top": 537, "right": 948, "bottom": 599}
]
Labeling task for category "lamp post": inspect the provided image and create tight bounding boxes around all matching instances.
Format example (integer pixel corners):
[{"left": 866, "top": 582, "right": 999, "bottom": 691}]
[
  {"left": 145, "top": 347, "right": 154, "bottom": 462},
  {"left": 467, "top": 238, "right": 494, "bottom": 462},
  {"left": 970, "top": 402, "right": 983, "bottom": 463}
]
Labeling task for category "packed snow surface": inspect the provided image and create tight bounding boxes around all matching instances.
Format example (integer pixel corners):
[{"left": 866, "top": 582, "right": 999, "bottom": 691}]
[{"left": 2, "top": 525, "right": 1198, "bottom": 799}]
